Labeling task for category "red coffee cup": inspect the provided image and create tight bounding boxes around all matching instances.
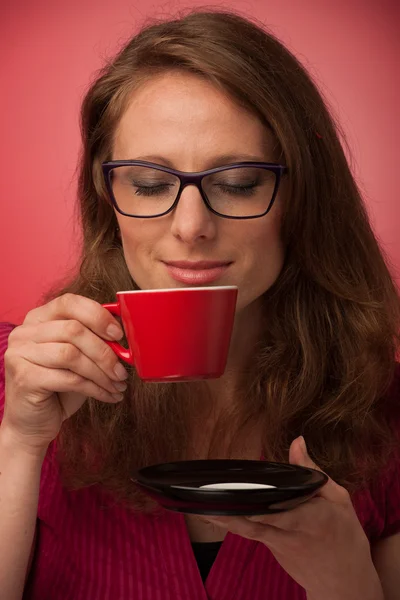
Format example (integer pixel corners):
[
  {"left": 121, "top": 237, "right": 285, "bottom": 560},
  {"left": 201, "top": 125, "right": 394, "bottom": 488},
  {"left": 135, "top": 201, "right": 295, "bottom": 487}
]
[{"left": 102, "top": 286, "right": 238, "bottom": 382}]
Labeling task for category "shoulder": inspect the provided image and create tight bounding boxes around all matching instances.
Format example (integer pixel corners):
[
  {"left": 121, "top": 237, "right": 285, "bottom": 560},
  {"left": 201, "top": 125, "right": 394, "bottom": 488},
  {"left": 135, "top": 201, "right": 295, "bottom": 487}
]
[
  {"left": 386, "top": 361, "right": 400, "bottom": 407},
  {"left": 352, "top": 362, "right": 400, "bottom": 543},
  {"left": 383, "top": 362, "right": 400, "bottom": 440}
]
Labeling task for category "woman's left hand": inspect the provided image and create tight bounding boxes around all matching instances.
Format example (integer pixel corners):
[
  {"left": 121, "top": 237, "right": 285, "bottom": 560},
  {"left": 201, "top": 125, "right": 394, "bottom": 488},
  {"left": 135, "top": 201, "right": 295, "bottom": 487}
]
[{"left": 200, "top": 436, "right": 384, "bottom": 600}]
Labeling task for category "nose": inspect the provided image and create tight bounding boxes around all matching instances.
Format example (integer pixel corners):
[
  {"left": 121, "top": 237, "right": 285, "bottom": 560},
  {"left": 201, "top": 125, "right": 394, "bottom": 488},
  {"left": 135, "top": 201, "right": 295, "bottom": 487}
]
[{"left": 170, "top": 184, "right": 217, "bottom": 244}]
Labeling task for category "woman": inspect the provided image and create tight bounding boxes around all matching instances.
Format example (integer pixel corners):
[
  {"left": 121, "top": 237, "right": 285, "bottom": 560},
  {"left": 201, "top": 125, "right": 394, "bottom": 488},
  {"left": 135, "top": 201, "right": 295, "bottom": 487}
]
[{"left": 1, "top": 9, "right": 399, "bottom": 600}]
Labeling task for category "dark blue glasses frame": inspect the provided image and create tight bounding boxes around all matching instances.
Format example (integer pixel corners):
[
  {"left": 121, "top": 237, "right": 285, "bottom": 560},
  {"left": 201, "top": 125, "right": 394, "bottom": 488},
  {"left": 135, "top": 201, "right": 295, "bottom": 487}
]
[{"left": 102, "top": 160, "right": 288, "bottom": 219}]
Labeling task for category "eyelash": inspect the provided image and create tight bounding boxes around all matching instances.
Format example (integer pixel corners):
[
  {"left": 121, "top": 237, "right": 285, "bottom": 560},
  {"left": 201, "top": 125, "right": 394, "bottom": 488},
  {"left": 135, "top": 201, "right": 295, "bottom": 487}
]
[{"left": 132, "top": 183, "right": 259, "bottom": 197}]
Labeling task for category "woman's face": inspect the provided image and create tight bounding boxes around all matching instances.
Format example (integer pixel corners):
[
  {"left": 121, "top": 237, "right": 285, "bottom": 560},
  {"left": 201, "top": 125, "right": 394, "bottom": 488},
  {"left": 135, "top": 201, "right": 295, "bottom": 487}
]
[{"left": 112, "top": 71, "right": 286, "bottom": 313}]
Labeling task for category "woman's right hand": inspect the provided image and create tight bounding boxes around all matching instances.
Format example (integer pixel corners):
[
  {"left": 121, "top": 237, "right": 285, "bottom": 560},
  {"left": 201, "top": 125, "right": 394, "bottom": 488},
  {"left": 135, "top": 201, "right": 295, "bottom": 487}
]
[{"left": 2, "top": 293, "right": 129, "bottom": 453}]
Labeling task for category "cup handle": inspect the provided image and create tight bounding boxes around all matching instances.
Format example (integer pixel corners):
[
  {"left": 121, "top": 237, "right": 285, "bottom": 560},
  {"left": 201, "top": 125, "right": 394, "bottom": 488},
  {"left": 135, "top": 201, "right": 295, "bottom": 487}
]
[{"left": 102, "top": 302, "right": 134, "bottom": 366}]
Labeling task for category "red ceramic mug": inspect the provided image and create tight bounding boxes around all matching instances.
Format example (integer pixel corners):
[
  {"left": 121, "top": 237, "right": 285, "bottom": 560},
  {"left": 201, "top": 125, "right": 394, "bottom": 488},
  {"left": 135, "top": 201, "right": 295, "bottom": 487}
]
[{"left": 102, "top": 286, "right": 238, "bottom": 382}]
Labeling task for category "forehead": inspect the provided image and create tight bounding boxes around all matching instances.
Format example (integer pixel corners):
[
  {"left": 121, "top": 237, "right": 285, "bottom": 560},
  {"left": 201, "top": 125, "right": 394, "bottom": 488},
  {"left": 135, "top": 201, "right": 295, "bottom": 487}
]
[{"left": 112, "top": 71, "right": 277, "bottom": 163}]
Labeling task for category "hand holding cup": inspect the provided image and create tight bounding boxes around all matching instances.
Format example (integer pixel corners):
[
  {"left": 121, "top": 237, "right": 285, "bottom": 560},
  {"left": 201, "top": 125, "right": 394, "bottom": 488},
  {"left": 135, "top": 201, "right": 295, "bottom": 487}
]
[{"left": 3, "top": 293, "right": 129, "bottom": 453}]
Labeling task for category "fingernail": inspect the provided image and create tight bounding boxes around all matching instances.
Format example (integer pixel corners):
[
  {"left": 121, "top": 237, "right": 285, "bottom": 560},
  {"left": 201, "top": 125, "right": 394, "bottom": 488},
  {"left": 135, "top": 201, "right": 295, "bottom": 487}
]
[
  {"left": 106, "top": 324, "right": 123, "bottom": 340},
  {"left": 299, "top": 436, "right": 307, "bottom": 453},
  {"left": 112, "top": 393, "right": 124, "bottom": 402},
  {"left": 113, "top": 381, "right": 128, "bottom": 392},
  {"left": 113, "top": 362, "right": 128, "bottom": 380}
]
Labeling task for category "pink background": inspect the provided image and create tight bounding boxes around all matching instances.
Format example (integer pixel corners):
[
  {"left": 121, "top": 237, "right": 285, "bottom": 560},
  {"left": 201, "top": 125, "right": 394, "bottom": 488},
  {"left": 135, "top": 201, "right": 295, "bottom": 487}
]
[{"left": 1, "top": 0, "right": 399, "bottom": 323}]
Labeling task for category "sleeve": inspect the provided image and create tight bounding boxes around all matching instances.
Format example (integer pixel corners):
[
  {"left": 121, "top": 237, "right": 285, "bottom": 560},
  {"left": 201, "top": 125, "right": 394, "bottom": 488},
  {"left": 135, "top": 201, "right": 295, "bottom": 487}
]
[
  {"left": 0, "top": 322, "right": 17, "bottom": 422},
  {"left": 380, "top": 456, "right": 400, "bottom": 539},
  {"left": 353, "top": 365, "right": 400, "bottom": 544},
  {"left": 368, "top": 447, "right": 400, "bottom": 541},
  {"left": 378, "top": 364, "right": 400, "bottom": 539}
]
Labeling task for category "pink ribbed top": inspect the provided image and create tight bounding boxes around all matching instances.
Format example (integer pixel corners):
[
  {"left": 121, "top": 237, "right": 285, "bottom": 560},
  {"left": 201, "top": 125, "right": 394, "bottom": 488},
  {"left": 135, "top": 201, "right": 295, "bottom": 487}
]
[{"left": 1, "top": 322, "right": 399, "bottom": 600}]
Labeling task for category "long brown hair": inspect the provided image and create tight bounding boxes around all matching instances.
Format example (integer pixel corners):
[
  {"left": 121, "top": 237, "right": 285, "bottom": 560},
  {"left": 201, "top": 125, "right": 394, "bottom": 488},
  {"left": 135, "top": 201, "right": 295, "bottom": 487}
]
[{"left": 48, "top": 9, "right": 400, "bottom": 509}]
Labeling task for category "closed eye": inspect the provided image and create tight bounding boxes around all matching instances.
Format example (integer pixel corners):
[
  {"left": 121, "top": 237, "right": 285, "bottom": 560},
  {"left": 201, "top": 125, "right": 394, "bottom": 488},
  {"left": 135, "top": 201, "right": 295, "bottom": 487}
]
[
  {"left": 213, "top": 183, "right": 259, "bottom": 196},
  {"left": 132, "top": 183, "right": 175, "bottom": 196}
]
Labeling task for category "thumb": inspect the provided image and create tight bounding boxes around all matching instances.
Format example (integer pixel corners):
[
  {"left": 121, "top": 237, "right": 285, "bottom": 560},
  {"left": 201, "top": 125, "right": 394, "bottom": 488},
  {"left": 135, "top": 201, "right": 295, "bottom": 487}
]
[
  {"left": 289, "top": 435, "right": 320, "bottom": 470},
  {"left": 289, "top": 436, "right": 345, "bottom": 503}
]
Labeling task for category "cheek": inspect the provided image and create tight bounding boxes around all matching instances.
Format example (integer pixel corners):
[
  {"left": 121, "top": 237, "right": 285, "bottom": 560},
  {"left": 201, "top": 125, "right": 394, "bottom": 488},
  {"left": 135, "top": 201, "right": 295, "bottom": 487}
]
[
  {"left": 119, "top": 217, "right": 159, "bottom": 251},
  {"left": 243, "top": 218, "right": 285, "bottom": 289},
  {"left": 120, "top": 230, "right": 138, "bottom": 259},
  {"left": 249, "top": 212, "right": 283, "bottom": 262},
  {"left": 118, "top": 224, "right": 154, "bottom": 270}
]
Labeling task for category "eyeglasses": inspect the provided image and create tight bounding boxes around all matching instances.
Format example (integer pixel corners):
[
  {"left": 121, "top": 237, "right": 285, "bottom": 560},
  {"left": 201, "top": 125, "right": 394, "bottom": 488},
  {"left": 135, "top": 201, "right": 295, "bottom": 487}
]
[{"left": 102, "top": 160, "right": 288, "bottom": 219}]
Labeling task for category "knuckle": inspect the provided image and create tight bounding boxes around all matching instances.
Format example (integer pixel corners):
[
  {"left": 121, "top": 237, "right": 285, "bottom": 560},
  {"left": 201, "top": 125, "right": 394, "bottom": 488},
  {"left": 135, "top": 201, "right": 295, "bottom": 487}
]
[
  {"left": 61, "top": 292, "right": 76, "bottom": 306},
  {"left": 97, "top": 342, "right": 115, "bottom": 366},
  {"left": 59, "top": 293, "right": 82, "bottom": 313},
  {"left": 5, "top": 355, "right": 30, "bottom": 389},
  {"left": 65, "top": 370, "right": 85, "bottom": 387},
  {"left": 4, "top": 347, "right": 21, "bottom": 373},
  {"left": 6, "top": 326, "right": 21, "bottom": 346},
  {"left": 338, "top": 486, "right": 351, "bottom": 503},
  {"left": 93, "top": 310, "right": 109, "bottom": 332},
  {"left": 60, "top": 293, "right": 105, "bottom": 331},
  {"left": 58, "top": 343, "right": 80, "bottom": 364},
  {"left": 64, "top": 319, "right": 85, "bottom": 338},
  {"left": 22, "top": 307, "right": 41, "bottom": 325}
]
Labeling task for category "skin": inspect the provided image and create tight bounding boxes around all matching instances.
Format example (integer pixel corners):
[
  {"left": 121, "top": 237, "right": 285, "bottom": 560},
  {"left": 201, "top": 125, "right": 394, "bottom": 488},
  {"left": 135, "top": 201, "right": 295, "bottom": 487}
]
[
  {"left": 2, "top": 71, "right": 388, "bottom": 598},
  {"left": 112, "top": 72, "right": 385, "bottom": 599},
  {"left": 112, "top": 71, "right": 286, "bottom": 403},
  {"left": 205, "top": 438, "right": 384, "bottom": 600}
]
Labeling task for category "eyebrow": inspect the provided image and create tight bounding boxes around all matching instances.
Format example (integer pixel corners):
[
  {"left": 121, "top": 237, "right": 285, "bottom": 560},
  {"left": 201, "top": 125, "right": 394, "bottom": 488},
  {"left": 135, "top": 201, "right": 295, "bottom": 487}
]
[{"left": 132, "top": 154, "right": 269, "bottom": 168}]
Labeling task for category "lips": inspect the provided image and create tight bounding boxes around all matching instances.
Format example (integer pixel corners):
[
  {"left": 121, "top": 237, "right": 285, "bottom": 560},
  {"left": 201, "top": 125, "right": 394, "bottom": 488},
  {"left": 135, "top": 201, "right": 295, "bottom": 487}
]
[
  {"left": 164, "top": 260, "right": 231, "bottom": 270},
  {"left": 163, "top": 260, "right": 232, "bottom": 284}
]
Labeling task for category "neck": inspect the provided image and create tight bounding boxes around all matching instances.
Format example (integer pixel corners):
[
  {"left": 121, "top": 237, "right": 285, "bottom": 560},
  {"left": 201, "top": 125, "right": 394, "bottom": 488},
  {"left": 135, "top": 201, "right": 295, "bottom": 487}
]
[
  {"left": 204, "top": 297, "right": 264, "bottom": 406},
  {"left": 184, "top": 299, "right": 264, "bottom": 461}
]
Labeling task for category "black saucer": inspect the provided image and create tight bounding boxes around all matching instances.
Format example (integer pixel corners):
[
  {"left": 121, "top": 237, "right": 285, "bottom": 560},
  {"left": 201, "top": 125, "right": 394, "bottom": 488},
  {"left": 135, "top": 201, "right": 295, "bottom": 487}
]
[{"left": 134, "top": 459, "right": 328, "bottom": 515}]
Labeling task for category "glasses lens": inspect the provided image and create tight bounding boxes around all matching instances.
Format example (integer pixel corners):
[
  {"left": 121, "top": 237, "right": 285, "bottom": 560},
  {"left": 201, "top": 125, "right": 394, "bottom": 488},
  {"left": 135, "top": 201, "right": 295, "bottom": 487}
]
[
  {"left": 109, "top": 166, "right": 179, "bottom": 216},
  {"left": 202, "top": 167, "right": 276, "bottom": 217}
]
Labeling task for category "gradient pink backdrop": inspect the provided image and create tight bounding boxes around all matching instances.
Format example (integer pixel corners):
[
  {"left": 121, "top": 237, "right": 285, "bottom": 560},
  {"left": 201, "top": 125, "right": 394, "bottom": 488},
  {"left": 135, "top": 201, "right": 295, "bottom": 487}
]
[{"left": 1, "top": 0, "right": 399, "bottom": 323}]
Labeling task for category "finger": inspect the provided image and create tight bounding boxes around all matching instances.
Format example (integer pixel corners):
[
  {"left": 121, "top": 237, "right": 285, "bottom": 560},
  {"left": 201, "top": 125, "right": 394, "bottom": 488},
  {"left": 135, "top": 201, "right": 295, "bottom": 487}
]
[
  {"left": 205, "top": 495, "right": 335, "bottom": 535},
  {"left": 19, "top": 341, "right": 127, "bottom": 396},
  {"left": 245, "top": 496, "right": 322, "bottom": 531},
  {"left": 208, "top": 497, "right": 327, "bottom": 535},
  {"left": 8, "top": 358, "right": 124, "bottom": 405},
  {"left": 203, "top": 515, "right": 289, "bottom": 549},
  {"left": 22, "top": 294, "right": 123, "bottom": 341},
  {"left": 13, "top": 321, "right": 129, "bottom": 383},
  {"left": 289, "top": 436, "right": 349, "bottom": 504}
]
